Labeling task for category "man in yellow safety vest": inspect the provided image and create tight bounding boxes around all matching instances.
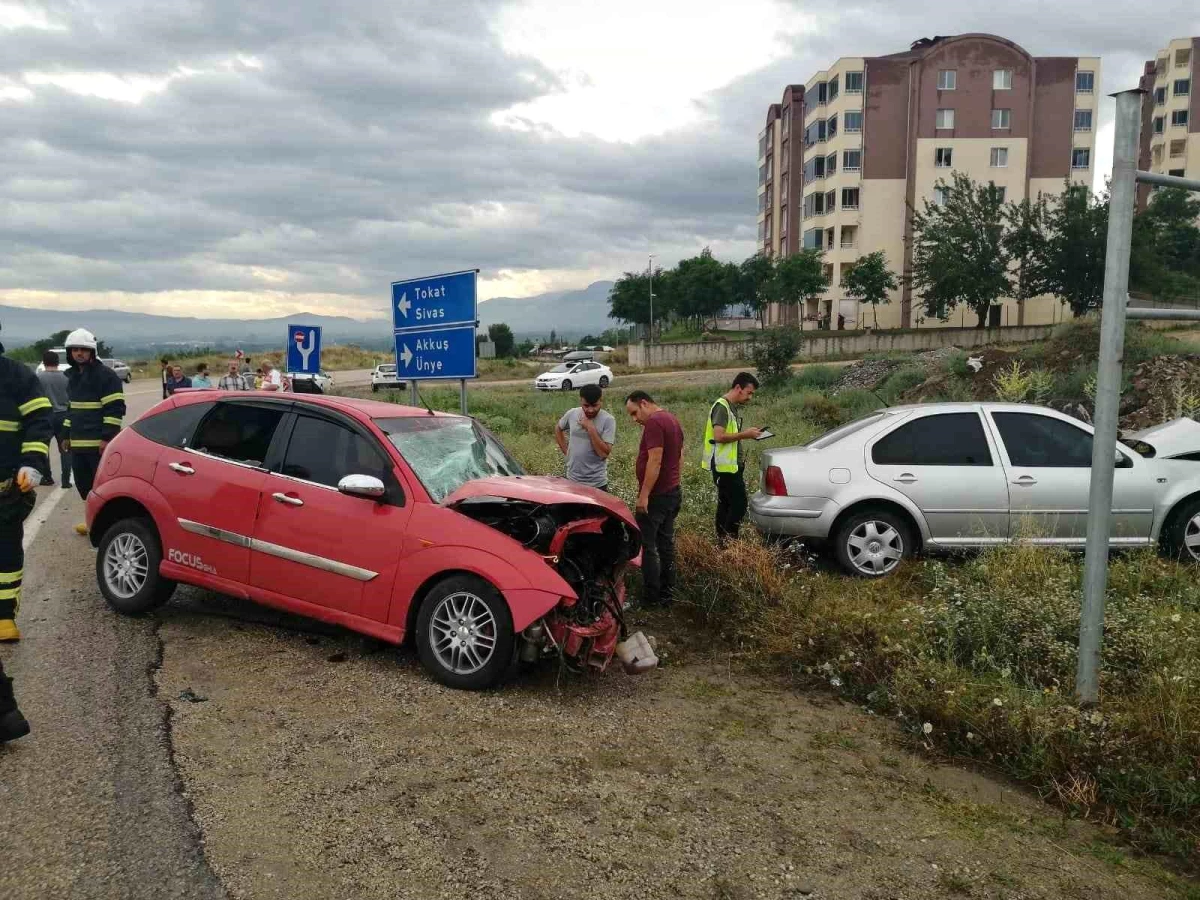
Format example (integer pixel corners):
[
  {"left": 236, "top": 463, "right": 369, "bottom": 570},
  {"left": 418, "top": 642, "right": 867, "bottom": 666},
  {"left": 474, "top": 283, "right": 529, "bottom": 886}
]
[{"left": 702, "top": 372, "right": 761, "bottom": 545}]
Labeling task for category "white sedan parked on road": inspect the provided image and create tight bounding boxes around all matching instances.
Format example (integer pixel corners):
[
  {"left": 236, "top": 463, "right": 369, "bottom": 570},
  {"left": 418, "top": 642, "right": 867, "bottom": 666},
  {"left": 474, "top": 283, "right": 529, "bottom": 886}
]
[
  {"left": 534, "top": 361, "right": 613, "bottom": 391},
  {"left": 371, "top": 363, "right": 406, "bottom": 392}
]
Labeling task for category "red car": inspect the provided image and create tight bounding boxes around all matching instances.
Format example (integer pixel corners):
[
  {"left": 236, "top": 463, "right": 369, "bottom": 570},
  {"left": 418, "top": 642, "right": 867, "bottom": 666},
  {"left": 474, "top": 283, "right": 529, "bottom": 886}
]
[{"left": 86, "top": 392, "right": 641, "bottom": 689}]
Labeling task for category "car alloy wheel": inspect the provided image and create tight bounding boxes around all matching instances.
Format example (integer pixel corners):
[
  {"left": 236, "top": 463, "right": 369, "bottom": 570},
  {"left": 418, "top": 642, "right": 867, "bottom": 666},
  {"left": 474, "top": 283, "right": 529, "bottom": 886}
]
[
  {"left": 1185, "top": 513, "right": 1200, "bottom": 561},
  {"left": 105, "top": 532, "right": 150, "bottom": 599},
  {"left": 561, "top": 379, "right": 572, "bottom": 391},
  {"left": 845, "top": 519, "right": 904, "bottom": 576},
  {"left": 599, "top": 376, "right": 609, "bottom": 387},
  {"left": 429, "top": 591, "right": 498, "bottom": 675}
]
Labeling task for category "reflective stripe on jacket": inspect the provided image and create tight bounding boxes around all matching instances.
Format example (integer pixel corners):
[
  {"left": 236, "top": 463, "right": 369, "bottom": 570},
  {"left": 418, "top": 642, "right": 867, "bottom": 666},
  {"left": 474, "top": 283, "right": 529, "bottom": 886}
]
[
  {"left": 0, "top": 354, "right": 53, "bottom": 474},
  {"left": 65, "top": 359, "right": 125, "bottom": 451},
  {"left": 701, "top": 397, "right": 740, "bottom": 473}
]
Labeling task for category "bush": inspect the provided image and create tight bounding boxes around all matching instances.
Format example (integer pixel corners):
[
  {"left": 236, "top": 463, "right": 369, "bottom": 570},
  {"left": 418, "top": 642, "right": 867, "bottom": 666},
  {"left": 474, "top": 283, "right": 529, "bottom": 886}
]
[
  {"left": 878, "top": 365, "right": 929, "bottom": 403},
  {"left": 749, "top": 328, "right": 803, "bottom": 385},
  {"left": 834, "top": 388, "right": 886, "bottom": 419},
  {"left": 992, "top": 361, "right": 1033, "bottom": 402},
  {"left": 792, "top": 364, "right": 843, "bottom": 391},
  {"left": 800, "top": 393, "right": 844, "bottom": 430}
]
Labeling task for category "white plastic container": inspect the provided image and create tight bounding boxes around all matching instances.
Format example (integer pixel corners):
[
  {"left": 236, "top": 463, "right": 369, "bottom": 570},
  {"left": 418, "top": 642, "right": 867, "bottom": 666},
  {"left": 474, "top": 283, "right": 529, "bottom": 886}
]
[{"left": 615, "top": 631, "right": 658, "bottom": 674}]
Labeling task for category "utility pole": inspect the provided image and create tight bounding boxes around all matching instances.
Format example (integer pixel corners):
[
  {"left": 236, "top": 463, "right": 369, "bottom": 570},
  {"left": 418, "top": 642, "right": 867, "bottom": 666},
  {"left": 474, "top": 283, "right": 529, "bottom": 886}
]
[{"left": 648, "top": 253, "right": 656, "bottom": 346}]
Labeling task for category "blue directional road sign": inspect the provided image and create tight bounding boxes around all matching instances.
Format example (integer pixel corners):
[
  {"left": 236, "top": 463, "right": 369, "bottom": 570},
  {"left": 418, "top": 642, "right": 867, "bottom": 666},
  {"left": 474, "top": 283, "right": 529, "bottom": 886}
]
[
  {"left": 391, "top": 269, "right": 477, "bottom": 331},
  {"left": 394, "top": 325, "right": 477, "bottom": 381},
  {"left": 286, "top": 323, "right": 322, "bottom": 374}
]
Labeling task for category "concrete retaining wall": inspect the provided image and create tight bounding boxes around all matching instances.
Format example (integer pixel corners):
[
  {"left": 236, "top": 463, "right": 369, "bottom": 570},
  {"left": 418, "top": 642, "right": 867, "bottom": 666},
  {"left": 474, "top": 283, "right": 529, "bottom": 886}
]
[{"left": 628, "top": 324, "right": 1058, "bottom": 368}]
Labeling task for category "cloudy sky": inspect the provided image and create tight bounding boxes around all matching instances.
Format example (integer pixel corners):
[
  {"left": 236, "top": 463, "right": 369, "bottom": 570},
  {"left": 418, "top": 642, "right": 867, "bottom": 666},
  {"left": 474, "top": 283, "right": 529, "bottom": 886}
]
[{"left": 2, "top": 1, "right": 1198, "bottom": 321}]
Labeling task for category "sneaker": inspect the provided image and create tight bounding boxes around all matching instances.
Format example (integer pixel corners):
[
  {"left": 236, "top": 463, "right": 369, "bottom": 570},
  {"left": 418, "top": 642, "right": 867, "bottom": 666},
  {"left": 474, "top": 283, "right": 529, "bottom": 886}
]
[
  {"left": 0, "top": 708, "right": 30, "bottom": 743},
  {"left": 40, "top": 476, "right": 54, "bottom": 487},
  {"left": 62, "top": 482, "right": 72, "bottom": 490},
  {"left": 74, "top": 523, "right": 88, "bottom": 536},
  {"left": 0, "top": 619, "right": 19, "bottom": 642}
]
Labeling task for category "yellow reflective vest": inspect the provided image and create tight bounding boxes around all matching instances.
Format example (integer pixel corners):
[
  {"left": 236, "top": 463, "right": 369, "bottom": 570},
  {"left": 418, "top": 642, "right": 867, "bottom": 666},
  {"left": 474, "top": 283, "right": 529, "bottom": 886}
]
[{"left": 702, "top": 397, "right": 740, "bottom": 473}]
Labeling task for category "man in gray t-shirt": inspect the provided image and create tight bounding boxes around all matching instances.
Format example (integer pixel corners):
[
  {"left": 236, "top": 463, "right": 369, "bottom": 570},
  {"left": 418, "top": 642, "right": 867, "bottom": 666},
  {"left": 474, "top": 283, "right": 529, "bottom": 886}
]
[
  {"left": 36, "top": 350, "right": 72, "bottom": 487},
  {"left": 554, "top": 384, "right": 616, "bottom": 490}
]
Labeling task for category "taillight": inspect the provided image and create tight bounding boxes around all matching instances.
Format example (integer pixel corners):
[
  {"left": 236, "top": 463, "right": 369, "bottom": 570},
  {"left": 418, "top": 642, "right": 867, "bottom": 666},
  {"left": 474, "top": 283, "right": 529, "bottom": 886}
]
[{"left": 764, "top": 465, "right": 788, "bottom": 496}]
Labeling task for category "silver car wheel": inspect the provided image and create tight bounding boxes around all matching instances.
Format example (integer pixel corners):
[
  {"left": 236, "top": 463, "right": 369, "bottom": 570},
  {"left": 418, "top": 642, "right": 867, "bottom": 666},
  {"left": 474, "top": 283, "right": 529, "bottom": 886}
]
[
  {"left": 1184, "top": 514, "right": 1200, "bottom": 561},
  {"left": 429, "top": 591, "right": 498, "bottom": 675},
  {"left": 103, "top": 532, "right": 150, "bottom": 600},
  {"left": 846, "top": 520, "right": 904, "bottom": 575}
]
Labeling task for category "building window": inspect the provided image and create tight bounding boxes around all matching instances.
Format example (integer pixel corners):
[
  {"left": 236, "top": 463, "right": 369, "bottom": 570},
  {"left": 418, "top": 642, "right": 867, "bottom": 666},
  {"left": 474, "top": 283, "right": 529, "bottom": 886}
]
[
  {"left": 993, "top": 69, "right": 1013, "bottom": 90},
  {"left": 758, "top": 193, "right": 766, "bottom": 214},
  {"left": 840, "top": 225, "right": 858, "bottom": 249},
  {"left": 825, "top": 189, "right": 836, "bottom": 212},
  {"left": 1155, "top": 86, "right": 1167, "bottom": 105},
  {"left": 803, "top": 192, "right": 816, "bottom": 217},
  {"left": 991, "top": 108, "right": 1012, "bottom": 129},
  {"left": 844, "top": 110, "right": 863, "bottom": 133},
  {"left": 815, "top": 81, "right": 827, "bottom": 104},
  {"left": 1075, "top": 71, "right": 1094, "bottom": 93},
  {"left": 823, "top": 262, "right": 835, "bottom": 284},
  {"left": 781, "top": 139, "right": 788, "bottom": 163},
  {"left": 781, "top": 178, "right": 788, "bottom": 201},
  {"left": 846, "top": 72, "right": 864, "bottom": 93},
  {"left": 936, "top": 108, "right": 955, "bottom": 129},
  {"left": 1176, "top": 48, "right": 1192, "bottom": 68},
  {"left": 757, "top": 221, "right": 765, "bottom": 242},
  {"left": 825, "top": 228, "right": 835, "bottom": 250},
  {"left": 759, "top": 164, "right": 767, "bottom": 185},
  {"left": 990, "top": 147, "right": 1008, "bottom": 167},
  {"left": 1175, "top": 78, "right": 1191, "bottom": 96},
  {"left": 1152, "top": 145, "right": 1164, "bottom": 165},
  {"left": 1156, "top": 57, "right": 1167, "bottom": 76},
  {"left": 841, "top": 188, "right": 860, "bottom": 210},
  {"left": 938, "top": 69, "right": 956, "bottom": 90},
  {"left": 782, "top": 108, "right": 790, "bottom": 134},
  {"left": 1154, "top": 116, "right": 1165, "bottom": 134},
  {"left": 827, "top": 114, "right": 838, "bottom": 139},
  {"left": 933, "top": 186, "right": 948, "bottom": 207},
  {"left": 828, "top": 75, "right": 839, "bottom": 101},
  {"left": 1172, "top": 110, "right": 1189, "bottom": 127},
  {"left": 803, "top": 228, "right": 822, "bottom": 249},
  {"left": 1072, "top": 147, "right": 1091, "bottom": 169},
  {"left": 843, "top": 149, "right": 862, "bottom": 171},
  {"left": 935, "top": 147, "right": 953, "bottom": 168},
  {"left": 1169, "top": 169, "right": 1186, "bottom": 177},
  {"left": 995, "top": 186, "right": 1006, "bottom": 203},
  {"left": 826, "top": 152, "right": 837, "bottom": 175},
  {"left": 765, "top": 216, "right": 772, "bottom": 240},
  {"left": 1170, "top": 139, "right": 1187, "bottom": 158},
  {"left": 1073, "top": 109, "right": 1092, "bottom": 131}
]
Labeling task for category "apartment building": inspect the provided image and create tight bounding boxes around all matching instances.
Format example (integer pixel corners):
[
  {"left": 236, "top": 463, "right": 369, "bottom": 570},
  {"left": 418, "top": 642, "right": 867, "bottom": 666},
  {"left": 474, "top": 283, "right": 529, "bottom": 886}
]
[
  {"left": 758, "top": 34, "right": 1099, "bottom": 329},
  {"left": 1138, "top": 37, "right": 1199, "bottom": 210}
]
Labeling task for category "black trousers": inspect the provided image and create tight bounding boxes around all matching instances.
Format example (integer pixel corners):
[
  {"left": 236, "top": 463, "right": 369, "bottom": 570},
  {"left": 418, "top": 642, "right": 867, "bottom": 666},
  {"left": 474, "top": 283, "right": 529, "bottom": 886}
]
[
  {"left": 52, "top": 411, "right": 71, "bottom": 485},
  {"left": 0, "top": 483, "right": 35, "bottom": 620},
  {"left": 636, "top": 487, "right": 682, "bottom": 606},
  {"left": 72, "top": 452, "right": 102, "bottom": 501},
  {"left": 713, "top": 467, "right": 748, "bottom": 543}
]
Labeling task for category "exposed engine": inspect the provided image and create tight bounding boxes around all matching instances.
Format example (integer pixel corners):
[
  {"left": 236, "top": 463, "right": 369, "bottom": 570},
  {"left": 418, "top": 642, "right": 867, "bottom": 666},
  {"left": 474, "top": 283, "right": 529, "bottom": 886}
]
[{"left": 452, "top": 498, "right": 654, "bottom": 674}]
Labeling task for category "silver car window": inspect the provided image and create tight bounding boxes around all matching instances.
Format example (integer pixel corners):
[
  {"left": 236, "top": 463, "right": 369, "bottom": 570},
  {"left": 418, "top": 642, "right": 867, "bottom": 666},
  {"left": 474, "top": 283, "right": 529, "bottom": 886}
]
[
  {"left": 806, "top": 412, "right": 893, "bottom": 449},
  {"left": 993, "top": 412, "right": 1131, "bottom": 468},
  {"left": 872, "top": 413, "right": 992, "bottom": 466}
]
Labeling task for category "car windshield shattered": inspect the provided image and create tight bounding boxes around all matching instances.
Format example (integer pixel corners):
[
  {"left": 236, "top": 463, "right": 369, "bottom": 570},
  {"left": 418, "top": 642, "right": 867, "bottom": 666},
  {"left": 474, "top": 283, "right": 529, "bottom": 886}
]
[{"left": 376, "top": 416, "right": 524, "bottom": 502}]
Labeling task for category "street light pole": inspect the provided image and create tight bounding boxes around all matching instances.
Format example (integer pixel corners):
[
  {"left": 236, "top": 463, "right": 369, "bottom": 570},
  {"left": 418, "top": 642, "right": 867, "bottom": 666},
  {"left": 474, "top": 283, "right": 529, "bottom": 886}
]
[{"left": 648, "top": 253, "right": 655, "bottom": 346}]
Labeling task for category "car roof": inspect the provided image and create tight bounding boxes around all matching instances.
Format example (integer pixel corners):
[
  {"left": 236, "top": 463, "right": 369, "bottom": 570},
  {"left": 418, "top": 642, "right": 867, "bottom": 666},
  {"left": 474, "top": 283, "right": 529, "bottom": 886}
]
[
  {"left": 167, "top": 390, "right": 456, "bottom": 420},
  {"left": 876, "top": 401, "right": 1069, "bottom": 415}
]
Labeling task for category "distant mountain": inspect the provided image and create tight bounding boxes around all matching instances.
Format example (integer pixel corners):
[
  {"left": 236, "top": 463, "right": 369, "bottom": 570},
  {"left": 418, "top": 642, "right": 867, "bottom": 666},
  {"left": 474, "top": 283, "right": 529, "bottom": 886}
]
[
  {"left": 477, "top": 281, "right": 614, "bottom": 339},
  {"left": 0, "top": 280, "right": 617, "bottom": 355}
]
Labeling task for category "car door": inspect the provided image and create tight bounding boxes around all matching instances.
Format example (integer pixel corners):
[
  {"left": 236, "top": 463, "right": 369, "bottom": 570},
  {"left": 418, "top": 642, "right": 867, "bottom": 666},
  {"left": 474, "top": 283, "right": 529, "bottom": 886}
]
[
  {"left": 987, "top": 410, "right": 1156, "bottom": 543},
  {"left": 154, "top": 400, "right": 290, "bottom": 585},
  {"left": 865, "top": 410, "right": 1009, "bottom": 543},
  {"left": 249, "top": 410, "right": 411, "bottom": 621}
]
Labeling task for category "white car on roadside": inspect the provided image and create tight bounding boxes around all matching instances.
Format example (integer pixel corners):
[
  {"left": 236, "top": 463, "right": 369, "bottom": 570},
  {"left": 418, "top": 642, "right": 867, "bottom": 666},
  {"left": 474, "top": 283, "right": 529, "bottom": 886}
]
[
  {"left": 288, "top": 370, "right": 333, "bottom": 392},
  {"left": 371, "top": 363, "right": 406, "bottom": 392},
  {"left": 534, "top": 361, "right": 613, "bottom": 391},
  {"left": 34, "top": 348, "right": 68, "bottom": 374}
]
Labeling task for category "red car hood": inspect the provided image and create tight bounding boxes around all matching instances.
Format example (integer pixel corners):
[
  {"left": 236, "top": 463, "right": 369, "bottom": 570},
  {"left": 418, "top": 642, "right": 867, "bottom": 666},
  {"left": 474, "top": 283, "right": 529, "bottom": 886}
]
[{"left": 444, "top": 476, "right": 637, "bottom": 529}]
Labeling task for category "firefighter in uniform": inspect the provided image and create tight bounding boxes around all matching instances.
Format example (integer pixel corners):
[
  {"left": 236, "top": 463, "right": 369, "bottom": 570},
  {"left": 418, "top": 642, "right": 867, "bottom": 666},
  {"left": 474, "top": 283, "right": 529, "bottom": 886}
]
[
  {"left": 0, "top": 324, "right": 53, "bottom": 742},
  {"left": 63, "top": 329, "right": 125, "bottom": 535}
]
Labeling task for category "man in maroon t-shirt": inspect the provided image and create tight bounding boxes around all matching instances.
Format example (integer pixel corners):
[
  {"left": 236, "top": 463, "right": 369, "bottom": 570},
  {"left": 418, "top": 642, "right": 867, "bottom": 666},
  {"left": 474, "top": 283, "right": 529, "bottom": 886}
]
[{"left": 625, "top": 390, "right": 684, "bottom": 607}]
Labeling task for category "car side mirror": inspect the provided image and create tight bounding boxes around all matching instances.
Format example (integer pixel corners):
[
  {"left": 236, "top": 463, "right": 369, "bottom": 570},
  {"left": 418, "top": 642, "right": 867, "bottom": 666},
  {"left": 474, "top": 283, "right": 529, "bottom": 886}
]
[{"left": 338, "top": 474, "right": 386, "bottom": 500}]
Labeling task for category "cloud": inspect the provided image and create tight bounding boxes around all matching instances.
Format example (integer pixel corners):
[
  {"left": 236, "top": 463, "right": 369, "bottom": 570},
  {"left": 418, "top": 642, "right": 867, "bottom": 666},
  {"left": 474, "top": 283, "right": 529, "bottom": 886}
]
[{"left": 2, "top": 0, "right": 1199, "bottom": 318}]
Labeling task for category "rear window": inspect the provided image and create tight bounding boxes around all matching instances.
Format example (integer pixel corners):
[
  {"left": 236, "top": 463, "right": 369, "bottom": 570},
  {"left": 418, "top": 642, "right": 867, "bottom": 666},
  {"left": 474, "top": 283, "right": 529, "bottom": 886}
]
[
  {"left": 131, "top": 401, "right": 216, "bottom": 449},
  {"left": 192, "top": 403, "right": 287, "bottom": 467},
  {"left": 805, "top": 412, "right": 892, "bottom": 450}
]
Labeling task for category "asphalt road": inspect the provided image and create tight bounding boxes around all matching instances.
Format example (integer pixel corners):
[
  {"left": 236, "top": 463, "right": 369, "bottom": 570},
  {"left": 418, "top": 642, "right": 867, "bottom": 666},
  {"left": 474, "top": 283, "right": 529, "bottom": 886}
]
[{"left": 0, "top": 387, "right": 225, "bottom": 899}]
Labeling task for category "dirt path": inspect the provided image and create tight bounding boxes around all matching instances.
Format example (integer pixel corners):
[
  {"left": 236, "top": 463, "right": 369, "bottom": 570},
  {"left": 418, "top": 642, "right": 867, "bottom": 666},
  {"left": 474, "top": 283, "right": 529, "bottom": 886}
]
[{"left": 155, "top": 594, "right": 1181, "bottom": 900}]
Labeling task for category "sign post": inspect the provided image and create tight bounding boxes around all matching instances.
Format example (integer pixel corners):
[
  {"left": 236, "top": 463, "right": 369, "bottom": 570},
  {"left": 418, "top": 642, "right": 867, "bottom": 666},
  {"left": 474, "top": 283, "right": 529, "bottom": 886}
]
[
  {"left": 391, "top": 270, "right": 478, "bottom": 414},
  {"left": 285, "top": 323, "right": 322, "bottom": 378}
]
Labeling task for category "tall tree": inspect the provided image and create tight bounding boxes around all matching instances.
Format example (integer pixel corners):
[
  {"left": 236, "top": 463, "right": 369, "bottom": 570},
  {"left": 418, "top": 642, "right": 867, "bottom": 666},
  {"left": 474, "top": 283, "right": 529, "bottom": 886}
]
[
  {"left": 674, "top": 248, "right": 731, "bottom": 330},
  {"left": 1002, "top": 194, "right": 1050, "bottom": 316},
  {"left": 910, "top": 172, "right": 1009, "bottom": 327},
  {"left": 1131, "top": 188, "right": 1200, "bottom": 300},
  {"left": 735, "top": 252, "right": 777, "bottom": 327},
  {"left": 608, "top": 270, "right": 658, "bottom": 327},
  {"left": 1040, "top": 182, "right": 1109, "bottom": 318},
  {"left": 773, "top": 249, "right": 827, "bottom": 330},
  {"left": 840, "top": 251, "right": 899, "bottom": 329},
  {"left": 487, "top": 323, "right": 515, "bottom": 358}
]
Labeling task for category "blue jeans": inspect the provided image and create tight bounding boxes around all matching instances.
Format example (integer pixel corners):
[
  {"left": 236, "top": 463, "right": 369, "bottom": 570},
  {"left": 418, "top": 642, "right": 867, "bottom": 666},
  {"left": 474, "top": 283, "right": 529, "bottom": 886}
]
[{"left": 636, "top": 487, "right": 681, "bottom": 605}]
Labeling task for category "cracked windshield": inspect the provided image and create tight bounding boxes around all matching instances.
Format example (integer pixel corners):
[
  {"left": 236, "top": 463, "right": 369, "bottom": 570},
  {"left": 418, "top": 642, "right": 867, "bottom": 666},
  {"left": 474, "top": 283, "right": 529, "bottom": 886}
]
[{"left": 376, "top": 416, "right": 523, "bottom": 502}]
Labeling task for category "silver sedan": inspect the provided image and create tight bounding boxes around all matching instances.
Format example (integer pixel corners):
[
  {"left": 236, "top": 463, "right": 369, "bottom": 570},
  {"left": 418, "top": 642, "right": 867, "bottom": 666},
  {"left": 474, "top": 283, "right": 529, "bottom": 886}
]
[{"left": 750, "top": 402, "right": 1200, "bottom": 577}]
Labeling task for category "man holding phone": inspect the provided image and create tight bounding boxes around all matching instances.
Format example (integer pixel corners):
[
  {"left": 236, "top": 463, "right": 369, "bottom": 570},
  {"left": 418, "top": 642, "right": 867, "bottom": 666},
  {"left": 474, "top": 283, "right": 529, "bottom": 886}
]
[{"left": 702, "top": 372, "right": 761, "bottom": 545}]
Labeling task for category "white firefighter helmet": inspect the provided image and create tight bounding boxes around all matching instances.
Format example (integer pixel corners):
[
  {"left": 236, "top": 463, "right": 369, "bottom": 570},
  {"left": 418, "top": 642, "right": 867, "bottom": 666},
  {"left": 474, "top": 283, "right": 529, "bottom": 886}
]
[{"left": 65, "top": 328, "right": 98, "bottom": 352}]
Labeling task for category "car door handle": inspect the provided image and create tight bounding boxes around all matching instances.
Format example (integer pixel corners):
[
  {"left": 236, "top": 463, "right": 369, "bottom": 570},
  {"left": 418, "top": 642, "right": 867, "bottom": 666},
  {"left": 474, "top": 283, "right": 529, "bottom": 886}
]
[
  {"left": 893, "top": 474, "right": 917, "bottom": 484},
  {"left": 1012, "top": 475, "right": 1037, "bottom": 485},
  {"left": 272, "top": 492, "right": 304, "bottom": 507},
  {"left": 168, "top": 462, "right": 195, "bottom": 475}
]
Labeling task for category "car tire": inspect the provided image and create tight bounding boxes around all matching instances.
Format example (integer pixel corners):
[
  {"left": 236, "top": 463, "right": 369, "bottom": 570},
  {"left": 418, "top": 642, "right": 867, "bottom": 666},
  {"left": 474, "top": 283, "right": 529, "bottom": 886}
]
[
  {"left": 1160, "top": 496, "right": 1200, "bottom": 563},
  {"left": 372, "top": 384, "right": 378, "bottom": 393},
  {"left": 415, "top": 574, "right": 515, "bottom": 690},
  {"left": 561, "top": 379, "right": 572, "bottom": 391},
  {"left": 832, "top": 507, "right": 913, "bottom": 578},
  {"left": 95, "top": 517, "right": 177, "bottom": 615},
  {"left": 599, "top": 376, "right": 609, "bottom": 387}
]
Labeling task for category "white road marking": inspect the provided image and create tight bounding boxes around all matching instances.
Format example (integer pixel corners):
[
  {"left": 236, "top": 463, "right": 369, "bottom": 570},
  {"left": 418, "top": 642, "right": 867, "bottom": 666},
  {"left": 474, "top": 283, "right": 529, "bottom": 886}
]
[{"left": 23, "top": 487, "right": 69, "bottom": 550}]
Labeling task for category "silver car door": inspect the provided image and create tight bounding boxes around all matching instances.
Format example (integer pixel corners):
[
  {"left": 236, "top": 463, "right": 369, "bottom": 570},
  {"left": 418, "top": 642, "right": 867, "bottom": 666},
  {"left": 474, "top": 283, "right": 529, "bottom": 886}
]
[
  {"left": 864, "top": 410, "right": 1009, "bottom": 544},
  {"left": 987, "top": 410, "right": 1155, "bottom": 543}
]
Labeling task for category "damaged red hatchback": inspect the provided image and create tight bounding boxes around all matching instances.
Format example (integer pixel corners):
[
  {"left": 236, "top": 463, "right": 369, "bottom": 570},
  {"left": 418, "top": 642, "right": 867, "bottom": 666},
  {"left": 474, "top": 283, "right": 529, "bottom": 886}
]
[{"left": 85, "top": 392, "right": 645, "bottom": 689}]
